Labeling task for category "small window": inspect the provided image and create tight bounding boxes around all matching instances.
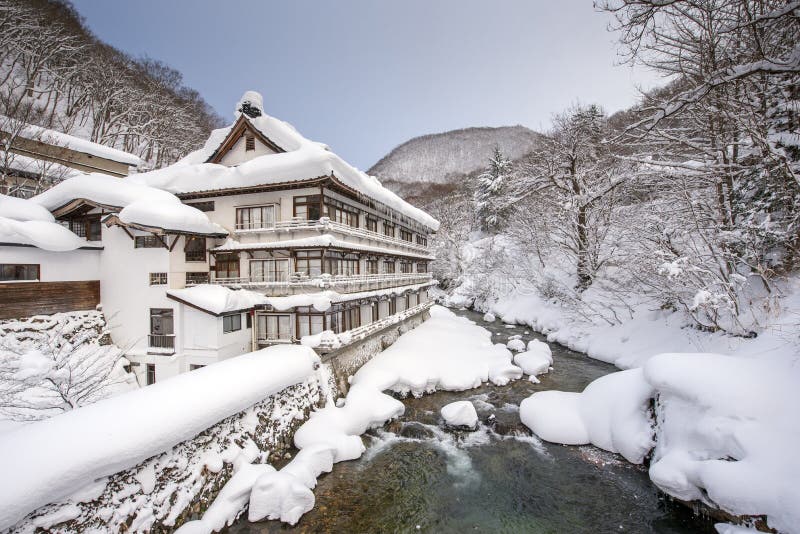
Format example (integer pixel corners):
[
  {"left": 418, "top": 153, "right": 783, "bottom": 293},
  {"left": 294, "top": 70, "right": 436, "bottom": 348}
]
[
  {"left": 149, "top": 272, "right": 168, "bottom": 285},
  {"left": 236, "top": 205, "right": 275, "bottom": 230},
  {"left": 400, "top": 229, "right": 413, "bottom": 242},
  {"left": 186, "top": 272, "right": 209, "bottom": 285},
  {"left": 134, "top": 235, "right": 163, "bottom": 248},
  {"left": 366, "top": 218, "right": 377, "bottom": 233},
  {"left": 383, "top": 222, "right": 395, "bottom": 238},
  {"left": 185, "top": 236, "right": 206, "bottom": 262},
  {"left": 416, "top": 235, "right": 428, "bottom": 247},
  {"left": 246, "top": 312, "right": 252, "bottom": 329},
  {"left": 223, "top": 313, "right": 242, "bottom": 333},
  {"left": 186, "top": 201, "right": 215, "bottom": 212},
  {"left": 383, "top": 260, "right": 396, "bottom": 274},
  {"left": 146, "top": 364, "right": 156, "bottom": 385},
  {"left": 245, "top": 133, "right": 255, "bottom": 151},
  {"left": 0, "top": 264, "right": 40, "bottom": 282},
  {"left": 190, "top": 364, "right": 205, "bottom": 371}
]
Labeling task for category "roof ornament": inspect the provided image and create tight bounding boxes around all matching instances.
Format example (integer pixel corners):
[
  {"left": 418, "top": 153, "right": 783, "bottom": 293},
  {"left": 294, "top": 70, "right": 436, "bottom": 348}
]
[{"left": 235, "top": 91, "right": 264, "bottom": 119}]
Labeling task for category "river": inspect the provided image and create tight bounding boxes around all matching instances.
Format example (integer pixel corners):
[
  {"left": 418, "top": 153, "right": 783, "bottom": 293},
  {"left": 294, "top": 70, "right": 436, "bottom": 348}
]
[{"left": 229, "top": 308, "right": 713, "bottom": 533}]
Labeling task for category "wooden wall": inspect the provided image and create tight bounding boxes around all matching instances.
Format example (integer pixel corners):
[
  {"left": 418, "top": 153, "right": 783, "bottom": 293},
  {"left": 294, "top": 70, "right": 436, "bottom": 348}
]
[{"left": 0, "top": 281, "right": 100, "bottom": 320}]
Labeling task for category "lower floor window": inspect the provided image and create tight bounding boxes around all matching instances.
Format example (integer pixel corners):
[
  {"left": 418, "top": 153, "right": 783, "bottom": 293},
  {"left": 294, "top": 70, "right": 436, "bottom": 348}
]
[
  {"left": 186, "top": 272, "right": 209, "bottom": 285},
  {"left": 258, "top": 314, "right": 292, "bottom": 341},
  {"left": 223, "top": 313, "right": 242, "bottom": 333},
  {"left": 0, "top": 264, "right": 39, "bottom": 282},
  {"left": 297, "top": 313, "right": 324, "bottom": 338},
  {"left": 146, "top": 364, "right": 156, "bottom": 385}
]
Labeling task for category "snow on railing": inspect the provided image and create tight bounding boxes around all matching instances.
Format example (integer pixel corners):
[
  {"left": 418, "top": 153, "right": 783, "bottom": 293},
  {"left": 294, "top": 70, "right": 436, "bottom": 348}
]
[
  {"left": 315, "top": 301, "right": 434, "bottom": 352},
  {"left": 209, "top": 272, "right": 433, "bottom": 290},
  {"left": 233, "top": 217, "right": 430, "bottom": 254}
]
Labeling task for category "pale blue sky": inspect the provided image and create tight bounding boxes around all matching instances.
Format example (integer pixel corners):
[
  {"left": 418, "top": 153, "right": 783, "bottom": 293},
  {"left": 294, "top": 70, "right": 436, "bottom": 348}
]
[{"left": 70, "top": 0, "right": 660, "bottom": 169}]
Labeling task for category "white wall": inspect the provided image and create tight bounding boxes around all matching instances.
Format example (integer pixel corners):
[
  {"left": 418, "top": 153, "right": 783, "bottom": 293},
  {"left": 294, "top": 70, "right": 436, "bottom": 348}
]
[
  {"left": 179, "top": 307, "right": 253, "bottom": 367},
  {"left": 0, "top": 246, "right": 101, "bottom": 281},
  {"left": 218, "top": 132, "right": 277, "bottom": 166}
]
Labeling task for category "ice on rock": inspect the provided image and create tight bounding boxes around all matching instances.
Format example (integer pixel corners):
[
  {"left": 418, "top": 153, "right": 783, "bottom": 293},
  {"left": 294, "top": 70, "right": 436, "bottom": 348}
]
[{"left": 441, "top": 401, "right": 479, "bottom": 430}]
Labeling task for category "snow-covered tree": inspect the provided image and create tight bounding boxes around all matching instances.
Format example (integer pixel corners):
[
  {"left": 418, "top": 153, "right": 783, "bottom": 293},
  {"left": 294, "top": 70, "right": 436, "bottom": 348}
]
[{"left": 474, "top": 146, "right": 514, "bottom": 232}]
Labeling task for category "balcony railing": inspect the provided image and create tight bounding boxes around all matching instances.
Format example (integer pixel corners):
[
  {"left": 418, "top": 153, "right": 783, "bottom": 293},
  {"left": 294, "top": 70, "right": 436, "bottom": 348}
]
[
  {"left": 210, "top": 272, "right": 433, "bottom": 291},
  {"left": 233, "top": 217, "right": 430, "bottom": 254},
  {"left": 148, "top": 334, "right": 175, "bottom": 353}
]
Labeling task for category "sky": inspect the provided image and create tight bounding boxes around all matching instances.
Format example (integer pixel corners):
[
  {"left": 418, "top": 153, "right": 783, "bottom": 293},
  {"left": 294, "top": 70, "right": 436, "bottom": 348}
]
[{"left": 70, "top": 0, "right": 661, "bottom": 170}]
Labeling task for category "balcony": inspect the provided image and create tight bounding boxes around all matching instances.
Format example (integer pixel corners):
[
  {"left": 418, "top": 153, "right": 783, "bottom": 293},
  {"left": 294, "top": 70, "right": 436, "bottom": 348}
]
[
  {"left": 233, "top": 217, "right": 429, "bottom": 254},
  {"left": 209, "top": 272, "right": 433, "bottom": 295},
  {"left": 148, "top": 334, "right": 175, "bottom": 354}
]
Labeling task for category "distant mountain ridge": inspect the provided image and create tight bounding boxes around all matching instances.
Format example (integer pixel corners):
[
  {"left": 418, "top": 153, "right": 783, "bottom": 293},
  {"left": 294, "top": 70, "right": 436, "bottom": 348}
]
[{"left": 368, "top": 125, "right": 542, "bottom": 203}]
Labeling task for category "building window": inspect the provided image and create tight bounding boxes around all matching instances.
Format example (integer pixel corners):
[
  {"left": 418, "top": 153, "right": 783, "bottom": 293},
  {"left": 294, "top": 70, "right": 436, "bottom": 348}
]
[
  {"left": 258, "top": 314, "right": 292, "bottom": 341},
  {"left": 134, "top": 235, "right": 162, "bottom": 248},
  {"left": 149, "top": 272, "right": 168, "bottom": 285},
  {"left": 383, "top": 222, "right": 395, "bottom": 238},
  {"left": 417, "top": 262, "right": 428, "bottom": 273},
  {"left": 326, "top": 252, "right": 359, "bottom": 276},
  {"left": 383, "top": 260, "right": 396, "bottom": 274},
  {"left": 0, "top": 264, "right": 39, "bottom": 282},
  {"left": 236, "top": 205, "right": 275, "bottom": 230},
  {"left": 416, "top": 235, "right": 428, "bottom": 247},
  {"left": 62, "top": 216, "right": 101, "bottom": 241},
  {"left": 365, "top": 259, "right": 378, "bottom": 275},
  {"left": 400, "top": 261, "right": 413, "bottom": 274},
  {"left": 296, "top": 313, "right": 324, "bottom": 338},
  {"left": 295, "top": 250, "right": 322, "bottom": 278},
  {"left": 371, "top": 302, "right": 379, "bottom": 322},
  {"left": 146, "top": 364, "right": 156, "bottom": 385},
  {"left": 366, "top": 217, "right": 377, "bottom": 232},
  {"left": 184, "top": 236, "right": 206, "bottom": 262},
  {"left": 399, "top": 229, "right": 413, "bottom": 242},
  {"left": 215, "top": 254, "right": 240, "bottom": 279},
  {"left": 223, "top": 313, "right": 242, "bottom": 333},
  {"left": 245, "top": 133, "right": 255, "bottom": 151},
  {"left": 186, "top": 201, "right": 215, "bottom": 212},
  {"left": 246, "top": 312, "right": 252, "bottom": 328},
  {"left": 190, "top": 364, "right": 205, "bottom": 371},
  {"left": 293, "top": 195, "right": 322, "bottom": 221},
  {"left": 149, "top": 308, "right": 174, "bottom": 350},
  {"left": 388, "top": 298, "right": 397, "bottom": 315},
  {"left": 186, "top": 272, "right": 209, "bottom": 285},
  {"left": 250, "top": 259, "right": 289, "bottom": 282},
  {"left": 327, "top": 205, "right": 358, "bottom": 228}
]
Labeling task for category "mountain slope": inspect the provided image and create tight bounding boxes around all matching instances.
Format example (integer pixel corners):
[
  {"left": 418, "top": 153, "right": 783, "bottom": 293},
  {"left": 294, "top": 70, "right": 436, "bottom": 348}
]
[{"left": 368, "top": 125, "right": 543, "bottom": 201}]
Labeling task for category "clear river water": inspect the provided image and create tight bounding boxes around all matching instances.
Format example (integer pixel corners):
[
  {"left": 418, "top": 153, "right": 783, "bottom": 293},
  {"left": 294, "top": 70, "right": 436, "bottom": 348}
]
[{"left": 229, "top": 308, "right": 713, "bottom": 534}]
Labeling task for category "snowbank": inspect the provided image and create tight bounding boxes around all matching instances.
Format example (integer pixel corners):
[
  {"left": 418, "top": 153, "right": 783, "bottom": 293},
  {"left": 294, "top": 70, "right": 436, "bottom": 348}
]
[
  {"left": 521, "top": 353, "right": 800, "bottom": 532},
  {"left": 167, "top": 285, "right": 267, "bottom": 315},
  {"left": 129, "top": 91, "right": 438, "bottom": 231},
  {"left": 0, "top": 345, "right": 320, "bottom": 531},
  {"left": 441, "top": 401, "right": 479, "bottom": 429}
]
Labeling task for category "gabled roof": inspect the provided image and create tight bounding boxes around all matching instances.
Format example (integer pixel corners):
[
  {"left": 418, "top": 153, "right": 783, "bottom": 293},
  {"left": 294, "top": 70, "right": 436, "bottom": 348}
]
[
  {"left": 128, "top": 91, "right": 440, "bottom": 231},
  {"left": 205, "top": 114, "right": 286, "bottom": 164}
]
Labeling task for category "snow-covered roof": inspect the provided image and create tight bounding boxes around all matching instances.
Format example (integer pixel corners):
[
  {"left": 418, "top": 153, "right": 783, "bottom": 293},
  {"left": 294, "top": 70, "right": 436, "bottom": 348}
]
[
  {"left": 0, "top": 194, "right": 89, "bottom": 251},
  {"left": 166, "top": 281, "right": 436, "bottom": 315},
  {"left": 31, "top": 174, "right": 227, "bottom": 237},
  {"left": 212, "top": 234, "right": 434, "bottom": 260},
  {"left": 166, "top": 285, "right": 267, "bottom": 315},
  {"left": 2, "top": 117, "right": 143, "bottom": 167},
  {"left": 2, "top": 153, "right": 83, "bottom": 181},
  {"left": 127, "top": 91, "right": 439, "bottom": 231}
]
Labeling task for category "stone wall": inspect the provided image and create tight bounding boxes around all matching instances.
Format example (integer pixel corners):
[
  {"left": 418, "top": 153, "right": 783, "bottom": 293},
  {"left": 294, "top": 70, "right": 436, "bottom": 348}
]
[{"left": 322, "top": 306, "right": 431, "bottom": 396}]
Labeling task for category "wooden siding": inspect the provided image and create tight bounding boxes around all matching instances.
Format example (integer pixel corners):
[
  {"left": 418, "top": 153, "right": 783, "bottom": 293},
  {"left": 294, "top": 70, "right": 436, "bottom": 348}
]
[{"left": 0, "top": 281, "right": 100, "bottom": 319}]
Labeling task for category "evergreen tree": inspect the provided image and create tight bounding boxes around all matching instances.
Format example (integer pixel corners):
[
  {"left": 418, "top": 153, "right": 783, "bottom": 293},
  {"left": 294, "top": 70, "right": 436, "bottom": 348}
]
[{"left": 474, "top": 146, "right": 513, "bottom": 232}]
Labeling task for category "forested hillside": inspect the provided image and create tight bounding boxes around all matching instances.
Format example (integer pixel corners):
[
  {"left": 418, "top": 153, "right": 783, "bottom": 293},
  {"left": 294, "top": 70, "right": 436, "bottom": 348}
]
[
  {"left": 0, "top": 0, "right": 222, "bottom": 169},
  {"left": 425, "top": 0, "right": 799, "bottom": 339},
  {"left": 369, "top": 125, "right": 542, "bottom": 200}
]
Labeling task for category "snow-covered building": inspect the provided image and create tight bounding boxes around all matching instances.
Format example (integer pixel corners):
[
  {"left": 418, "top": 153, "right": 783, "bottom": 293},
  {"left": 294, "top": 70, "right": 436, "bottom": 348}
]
[
  {"left": 19, "top": 92, "right": 438, "bottom": 385},
  {"left": 0, "top": 117, "right": 142, "bottom": 198}
]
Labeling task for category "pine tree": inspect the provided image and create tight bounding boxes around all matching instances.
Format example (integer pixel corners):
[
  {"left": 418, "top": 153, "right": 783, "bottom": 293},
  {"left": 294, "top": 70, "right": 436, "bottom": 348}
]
[{"left": 474, "top": 146, "right": 513, "bottom": 232}]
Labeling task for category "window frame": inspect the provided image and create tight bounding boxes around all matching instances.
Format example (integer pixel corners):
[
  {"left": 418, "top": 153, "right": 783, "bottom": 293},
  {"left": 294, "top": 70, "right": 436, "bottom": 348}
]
[
  {"left": 223, "top": 313, "right": 242, "bottom": 333},
  {"left": 0, "top": 263, "right": 40, "bottom": 282},
  {"left": 134, "top": 235, "right": 163, "bottom": 249},
  {"left": 149, "top": 272, "right": 168, "bottom": 286},
  {"left": 236, "top": 204, "right": 277, "bottom": 230}
]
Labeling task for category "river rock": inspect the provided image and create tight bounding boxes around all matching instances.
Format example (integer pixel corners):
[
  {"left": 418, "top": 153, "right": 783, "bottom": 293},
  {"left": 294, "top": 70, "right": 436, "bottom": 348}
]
[
  {"left": 398, "top": 422, "right": 437, "bottom": 440},
  {"left": 441, "top": 401, "right": 479, "bottom": 430}
]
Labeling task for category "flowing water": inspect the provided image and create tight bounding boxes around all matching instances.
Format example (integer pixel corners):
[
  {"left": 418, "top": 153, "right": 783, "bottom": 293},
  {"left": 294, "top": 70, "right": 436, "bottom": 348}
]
[{"left": 230, "top": 308, "right": 712, "bottom": 534}]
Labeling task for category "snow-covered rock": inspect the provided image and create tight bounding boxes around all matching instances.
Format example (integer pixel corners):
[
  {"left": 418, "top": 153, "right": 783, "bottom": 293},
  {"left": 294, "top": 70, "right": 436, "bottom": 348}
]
[
  {"left": 441, "top": 401, "right": 479, "bottom": 430},
  {"left": 506, "top": 338, "right": 526, "bottom": 352},
  {"left": 483, "top": 312, "right": 496, "bottom": 322}
]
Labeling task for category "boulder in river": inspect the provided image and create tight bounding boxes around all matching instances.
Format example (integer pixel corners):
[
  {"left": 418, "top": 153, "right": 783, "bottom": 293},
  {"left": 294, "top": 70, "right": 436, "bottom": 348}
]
[{"left": 441, "top": 401, "right": 479, "bottom": 431}]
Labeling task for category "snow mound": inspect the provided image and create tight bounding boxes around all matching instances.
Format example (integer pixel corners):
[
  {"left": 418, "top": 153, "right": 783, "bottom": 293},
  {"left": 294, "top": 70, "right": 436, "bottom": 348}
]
[
  {"left": 0, "top": 216, "right": 88, "bottom": 251},
  {"left": 483, "top": 312, "right": 496, "bottom": 322},
  {"left": 0, "top": 345, "right": 320, "bottom": 531},
  {"left": 235, "top": 90, "right": 264, "bottom": 118},
  {"left": 118, "top": 199, "right": 226, "bottom": 235},
  {"left": 506, "top": 338, "right": 526, "bottom": 352},
  {"left": 0, "top": 194, "right": 54, "bottom": 222},
  {"left": 441, "top": 401, "right": 479, "bottom": 429},
  {"left": 520, "top": 368, "right": 655, "bottom": 463}
]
